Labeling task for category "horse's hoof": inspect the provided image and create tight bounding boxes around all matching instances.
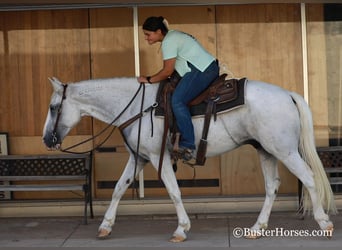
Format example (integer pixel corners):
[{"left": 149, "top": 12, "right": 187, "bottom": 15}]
[
  {"left": 325, "top": 225, "right": 334, "bottom": 239},
  {"left": 97, "top": 228, "right": 111, "bottom": 239},
  {"left": 169, "top": 235, "right": 186, "bottom": 243},
  {"left": 244, "top": 234, "right": 262, "bottom": 240}
]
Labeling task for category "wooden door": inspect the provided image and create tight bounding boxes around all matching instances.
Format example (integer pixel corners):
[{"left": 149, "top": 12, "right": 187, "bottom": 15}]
[
  {"left": 216, "top": 4, "right": 302, "bottom": 195},
  {"left": 0, "top": 9, "right": 92, "bottom": 199}
]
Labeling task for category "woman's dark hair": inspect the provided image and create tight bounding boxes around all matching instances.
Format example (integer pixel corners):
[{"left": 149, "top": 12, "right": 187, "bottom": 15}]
[{"left": 143, "top": 16, "right": 169, "bottom": 35}]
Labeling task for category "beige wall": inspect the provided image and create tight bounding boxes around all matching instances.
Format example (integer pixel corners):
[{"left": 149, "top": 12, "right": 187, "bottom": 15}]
[{"left": 1, "top": 3, "right": 333, "bottom": 199}]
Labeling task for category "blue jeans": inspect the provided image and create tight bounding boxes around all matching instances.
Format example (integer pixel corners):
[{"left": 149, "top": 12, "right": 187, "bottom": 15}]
[{"left": 171, "top": 60, "right": 219, "bottom": 150}]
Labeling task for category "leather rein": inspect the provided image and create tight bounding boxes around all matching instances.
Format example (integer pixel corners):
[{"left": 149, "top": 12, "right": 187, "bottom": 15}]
[{"left": 51, "top": 83, "right": 155, "bottom": 156}]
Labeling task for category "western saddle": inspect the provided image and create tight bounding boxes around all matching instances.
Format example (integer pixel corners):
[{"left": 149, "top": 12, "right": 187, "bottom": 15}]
[{"left": 156, "top": 72, "right": 244, "bottom": 179}]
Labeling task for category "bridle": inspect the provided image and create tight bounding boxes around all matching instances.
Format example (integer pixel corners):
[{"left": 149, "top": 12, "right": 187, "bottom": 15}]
[
  {"left": 50, "top": 83, "right": 156, "bottom": 155},
  {"left": 51, "top": 84, "right": 68, "bottom": 146}
]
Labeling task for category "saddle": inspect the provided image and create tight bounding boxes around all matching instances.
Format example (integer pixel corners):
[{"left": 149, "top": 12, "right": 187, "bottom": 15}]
[{"left": 155, "top": 72, "right": 246, "bottom": 179}]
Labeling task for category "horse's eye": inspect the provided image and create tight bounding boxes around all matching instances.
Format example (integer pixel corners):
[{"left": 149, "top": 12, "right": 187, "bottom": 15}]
[{"left": 50, "top": 105, "right": 58, "bottom": 112}]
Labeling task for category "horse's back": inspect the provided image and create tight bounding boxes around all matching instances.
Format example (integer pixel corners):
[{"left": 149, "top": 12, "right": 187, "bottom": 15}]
[
  {"left": 246, "top": 79, "right": 301, "bottom": 115},
  {"left": 245, "top": 80, "right": 293, "bottom": 101},
  {"left": 244, "top": 80, "right": 300, "bottom": 115},
  {"left": 240, "top": 80, "right": 302, "bottom": 152}
]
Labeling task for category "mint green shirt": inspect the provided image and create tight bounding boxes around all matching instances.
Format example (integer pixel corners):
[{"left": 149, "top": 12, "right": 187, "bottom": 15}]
[{"left": 161, "top": 30, "right": 215, "bottom": 77}]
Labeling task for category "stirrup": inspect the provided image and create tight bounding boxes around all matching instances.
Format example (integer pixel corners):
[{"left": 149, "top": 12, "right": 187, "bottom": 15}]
[
  {"left": 176, "top": 148, "right": 196, "bottom": 165},
  {"left": 180, "top": 148, "right": 194, "bottom": 161}
]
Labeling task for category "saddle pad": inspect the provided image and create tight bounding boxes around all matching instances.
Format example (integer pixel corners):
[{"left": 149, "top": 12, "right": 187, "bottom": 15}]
[{"left": 155, "top": 78, "right": 247, "bottom": 118}]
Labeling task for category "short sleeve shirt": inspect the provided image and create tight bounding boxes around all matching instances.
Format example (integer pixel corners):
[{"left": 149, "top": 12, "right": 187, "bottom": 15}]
[{"left": 161, "top": 30, "right": 215, "bottom": 76}]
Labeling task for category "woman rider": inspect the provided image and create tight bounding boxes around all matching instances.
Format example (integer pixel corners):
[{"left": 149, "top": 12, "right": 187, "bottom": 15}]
[{"left": 137, "top": 16, "right": 219, "bottom": 161}]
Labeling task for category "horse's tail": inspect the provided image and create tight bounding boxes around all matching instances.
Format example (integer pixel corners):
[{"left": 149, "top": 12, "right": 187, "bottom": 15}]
[{"left": 290, "top": 92, "right": 337, "bottom": 215}]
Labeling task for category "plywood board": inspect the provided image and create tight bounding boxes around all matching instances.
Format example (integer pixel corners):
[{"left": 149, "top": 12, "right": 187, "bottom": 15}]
[
  {"left": 0, "top": 10, "right": 92, "bottom": 137},
  {"left": 0, "top": 4, "right": 309, "bottom": 199},
  {"left": 216, "top": 4, "right": 303, "bottom": 93},
  {"left": 306, "top": 4, "right": 329, "bottom": 145},
  {"left": 216, "top": 4, "right": 302, "bottom": 195}
]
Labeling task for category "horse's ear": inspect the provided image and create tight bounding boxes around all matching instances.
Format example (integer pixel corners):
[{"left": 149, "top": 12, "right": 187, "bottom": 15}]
[{"left": 48, "top": 77, "right": 64, "bottom": 93}]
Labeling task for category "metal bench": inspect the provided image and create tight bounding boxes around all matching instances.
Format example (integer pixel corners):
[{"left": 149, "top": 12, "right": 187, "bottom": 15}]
[
  {"left": 0, "top": 153, "right": 94, "bottom": 224},
  {"left": 298, "top": 146, "right": 342, "bottom": 212},
  {"left": 316, "top": 146, "right": 342, "bottom": 187}
]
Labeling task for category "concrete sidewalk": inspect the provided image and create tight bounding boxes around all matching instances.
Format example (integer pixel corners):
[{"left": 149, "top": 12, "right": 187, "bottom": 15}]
[{"left": 0, "top": 212, "right": 341, "bottom": 248}]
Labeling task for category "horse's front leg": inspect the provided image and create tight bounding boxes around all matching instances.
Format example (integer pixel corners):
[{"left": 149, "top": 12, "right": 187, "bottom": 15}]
[
  {"left": 151, "top": 154, "right": 191, "bottom": 242},
  {"left": 97, "top": 155, "right": 145, "bottom": 238}
]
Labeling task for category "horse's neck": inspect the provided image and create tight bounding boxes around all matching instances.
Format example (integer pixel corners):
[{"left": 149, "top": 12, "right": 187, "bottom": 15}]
[{"left": 71, "top": 78, "right": 157, "bottom": 125}]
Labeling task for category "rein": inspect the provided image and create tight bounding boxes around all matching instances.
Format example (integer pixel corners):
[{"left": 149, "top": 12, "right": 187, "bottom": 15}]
[
  {"left": 52, "top": 82, "right": 157, "bottom": 198},
  {"left": 52, "top": 83, "right": 152, "bottom": 155}
]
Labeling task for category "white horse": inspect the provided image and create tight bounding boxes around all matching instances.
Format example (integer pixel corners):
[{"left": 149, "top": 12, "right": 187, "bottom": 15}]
[{"left": 43, "top": 76, "right": 336, "bottom": 242}]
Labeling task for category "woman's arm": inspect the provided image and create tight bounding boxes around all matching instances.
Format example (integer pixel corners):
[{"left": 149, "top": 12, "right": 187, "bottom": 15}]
[{"left": 138, "top": 57, "right": 176, "bottom": 83}]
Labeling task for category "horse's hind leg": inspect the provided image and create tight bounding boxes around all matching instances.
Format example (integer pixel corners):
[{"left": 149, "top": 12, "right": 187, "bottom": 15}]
[
  {"left": 280, "top": 152, "right": 333, "bottom": 231},
  {"left": 249, "top": 149, "right": 280, "bottom": 237},
  {"left": 97, "top": 155, "right": 145, "bottom": 238}
]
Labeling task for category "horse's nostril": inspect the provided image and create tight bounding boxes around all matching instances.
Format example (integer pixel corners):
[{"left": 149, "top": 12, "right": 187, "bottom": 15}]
[{"left": 42, "top": 134, "right": 56, "bottom": 149}]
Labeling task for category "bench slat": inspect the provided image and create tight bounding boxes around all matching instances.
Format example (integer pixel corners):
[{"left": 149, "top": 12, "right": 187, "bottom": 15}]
[
  {"left": 328, "top": 177, "right": 342, "bottom": 185},
  {"left": 0, "top": 154, "right": 90, "bottom": 160},
  {"left": 0, "top": 176, "right": 85, "bottom": 181},
  {"left": 0, "top": 184, "right": 84, "bottom": 191},
  {"left": 324, "top": 168, "right": 342, "bottom": 173}
]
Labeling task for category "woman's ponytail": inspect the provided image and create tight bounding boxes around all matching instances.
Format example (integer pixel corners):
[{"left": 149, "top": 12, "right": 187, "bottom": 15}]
[{"left": 143, "top": 16, "right": 169, "bottom": 35}]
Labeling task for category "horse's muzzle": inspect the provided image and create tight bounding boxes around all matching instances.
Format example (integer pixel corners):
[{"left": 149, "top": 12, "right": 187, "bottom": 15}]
[{"left": 42, "top": 133, "right": 61, "bottom": 150}]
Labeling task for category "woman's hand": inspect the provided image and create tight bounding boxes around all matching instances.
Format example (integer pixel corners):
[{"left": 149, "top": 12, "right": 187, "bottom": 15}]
[
  {"left": 137, "top": 76, "right": 150, "bottom": 84},
  {"left": 137, "top": 58, "right": 176, "bottom": 84}
]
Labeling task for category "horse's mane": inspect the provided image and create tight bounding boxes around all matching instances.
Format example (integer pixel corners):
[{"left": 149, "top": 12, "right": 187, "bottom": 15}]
[
  {"left": 76, "top": 77, "right": 136, "bottom": 86},
  {"left": 68, "top": 77, "right": 141, "bottom": 95}
]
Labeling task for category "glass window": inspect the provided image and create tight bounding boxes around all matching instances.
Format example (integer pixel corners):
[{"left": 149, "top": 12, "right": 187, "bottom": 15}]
[{"left": 307, "top": 4, "right": 342, "bottom": 146}]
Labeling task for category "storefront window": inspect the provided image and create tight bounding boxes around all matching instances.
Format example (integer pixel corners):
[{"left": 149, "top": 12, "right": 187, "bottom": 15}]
[{"left": 307, "top": 4, "right": 342, "bottom": 146}]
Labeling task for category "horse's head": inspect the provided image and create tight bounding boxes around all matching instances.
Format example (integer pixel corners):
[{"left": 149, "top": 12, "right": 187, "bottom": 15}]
[{"left": 42, "top": 77, "right": 81, "bottom": 150}]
